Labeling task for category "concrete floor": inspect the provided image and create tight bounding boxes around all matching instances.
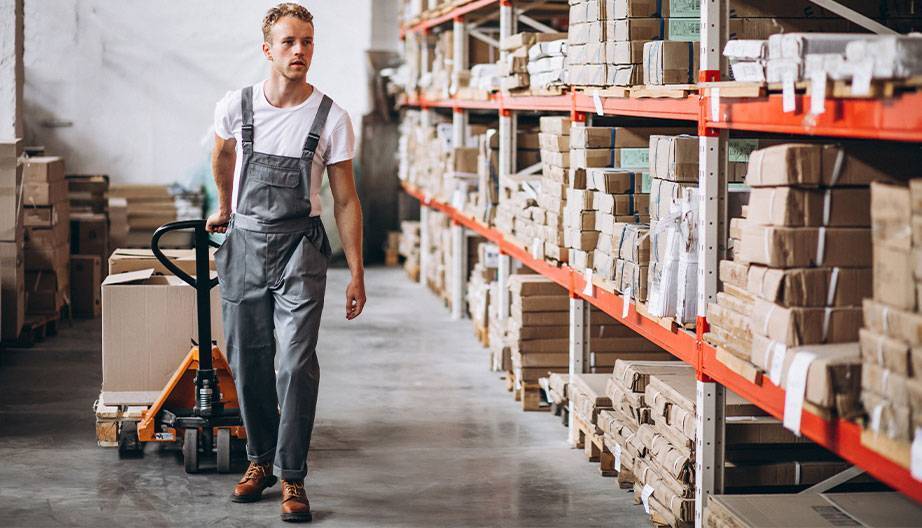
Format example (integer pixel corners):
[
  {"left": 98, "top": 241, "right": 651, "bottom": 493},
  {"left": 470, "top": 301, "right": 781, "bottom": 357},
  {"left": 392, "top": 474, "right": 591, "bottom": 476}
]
[{"left": 0, "top": 267, "right": 648, "bottom": 527}]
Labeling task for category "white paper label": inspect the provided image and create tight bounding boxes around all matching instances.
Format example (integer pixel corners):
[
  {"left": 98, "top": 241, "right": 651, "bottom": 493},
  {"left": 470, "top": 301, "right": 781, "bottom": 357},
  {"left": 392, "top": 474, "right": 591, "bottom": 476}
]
[
  {"left": 810, "top": 72, "right": 826, "bottom": 115},
  {"left": 912, "top": 428, "right": 922, "bottom": 482},
  {"left": 710, "top": 87, "right": 720, "bottom": 122},
  {"left": 782, "top": 73, "right": 796, "bottom": 113},
  {"left": 531, "top": 238, "right": 542, "bottom": 260},
  {"left": 852, "top": 60, "right": 873, "bottom": 96},
  {"left": 641, "top": 483, "right": 655, "bottom": 514},
  {"left": 614, "top": 444, "right": 622, "bottom": 472},
  {"left": 622, "top": 286, "right": 632, "bottom": 319},
  {"left": 451, "top": 189, "right": 465, "bottom": 210},
  {"left": 783, "top": 351, "right": 817, "bottom": 436},
  {"left": 583, "top": 268, "right": 594, "bottom": 296},
  {"left": 768, "top": 342, "right": 786, "bottom": 387},
  {"left": 592, "top": 91, "right": 604, "bottom": 116}
]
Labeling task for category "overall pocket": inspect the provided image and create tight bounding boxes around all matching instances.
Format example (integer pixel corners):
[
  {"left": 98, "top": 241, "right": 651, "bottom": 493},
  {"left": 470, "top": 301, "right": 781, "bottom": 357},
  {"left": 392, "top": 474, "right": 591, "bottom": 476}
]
[
  {"left": 214, "top": 228, "right": 245, "bottom": 303},
  {"left": 247, "top": 162, "right": 309, "bottom": 220}
]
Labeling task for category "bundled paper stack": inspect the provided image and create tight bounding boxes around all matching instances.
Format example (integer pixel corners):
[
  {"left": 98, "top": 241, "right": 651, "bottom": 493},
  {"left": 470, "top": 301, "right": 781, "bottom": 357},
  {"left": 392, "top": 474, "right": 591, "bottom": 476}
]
[
  {"left": 109, "top": 184, "right": 198, "bottom": 249},
  {"left": 566, "top": 0, "right": 700, "bottom": 86},
  {"left": 706, "top": 144, "right": 895, "bottom": 427},
  {"left": 598, "top": 360, "right": 687, "bottom": 489},
  {"left": 536, "top": 116, "right": 572, "bottom": 266},
  {"left": 543, "top": 372, "right": 570, "bottom": 420},
  {"left": 527, "top": 39, "right": 569, "bottom": 91},
  {"left": 724, "top": 40, "right": 768, "bottom": 82},
  {"left": 860, "top": 181, "right": 922, "bottom": 458},
  {"left": 642, "top": 40, "right": 699, "bottom": 85},
  {"left": 398, "top": 220, "right": 421, "bottom": 282},
  {"left": 422, "top": 210, "right": 451, "bottom": 300},
  {"left": 0, "top": 140, "right": 24, "bottom": 340},
  {"left": 466, "top": 242, "right": 499, "bottom": 346},
  {"left": 22, "top": 157, "right": 70, "bottom": 318},
  {"left": 646, "top": 135, "right": 698, "bottom": 323},
  {"left": 570, "top": 373, "right": 615, "bottom": 450}
]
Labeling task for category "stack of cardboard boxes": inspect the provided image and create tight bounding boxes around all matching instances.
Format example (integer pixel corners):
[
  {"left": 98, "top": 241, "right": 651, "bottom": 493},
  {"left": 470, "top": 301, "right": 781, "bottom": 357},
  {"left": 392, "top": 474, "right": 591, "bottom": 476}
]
[
  {"left": 706, "top": 144, "right": 892, "bottom": 429},
  {"left": 860, "top": 181, "right": 922, "bottom": 460},
  {"left": 22, "top": 157, "right": 70, "bottom": 321},
  {"left": 109, "top": 184, "right": 191, "bottom": 248},
  {"left": 466, "top": 242, "right": 498, "bottom": 346},
  {"left": 536, "top": 116, "right": 572, "bottom": 266},
  {"left": 66, "top": 173, "right": 110, "bottom": 317},
  {"left": 526, "top": 38, "right": 569, "bottom": 92},
  {"left": 498, "top": 32, "right": 568, "bottom": 94},
  {"left": 398, "top": 220, "right": 421, "bottom": 282},
  {"left": 0, "top": 140, "right": 24, "bottom": 342}
]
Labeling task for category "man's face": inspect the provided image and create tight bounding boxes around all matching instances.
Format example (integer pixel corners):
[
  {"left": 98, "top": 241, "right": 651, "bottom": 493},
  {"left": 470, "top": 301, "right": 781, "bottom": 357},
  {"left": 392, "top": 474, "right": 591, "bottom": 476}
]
[{"left": 263, "top": 16, "right": 314, "bottom": 81}]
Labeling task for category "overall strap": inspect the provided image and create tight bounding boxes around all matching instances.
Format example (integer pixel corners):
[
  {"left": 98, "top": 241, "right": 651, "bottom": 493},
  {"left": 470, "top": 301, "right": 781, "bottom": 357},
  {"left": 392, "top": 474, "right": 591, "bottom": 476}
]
[
  {"left": 236, "top": 85, "right": 255, "bottom": 210},
  {"left": 299, "top": 94, "right": 334, "bottom": 200}
]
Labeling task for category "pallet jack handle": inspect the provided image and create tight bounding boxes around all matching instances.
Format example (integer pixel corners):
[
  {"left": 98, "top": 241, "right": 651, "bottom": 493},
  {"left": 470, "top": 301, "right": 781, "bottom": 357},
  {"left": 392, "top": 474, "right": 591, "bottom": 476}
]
[{"left": 151, "top": 220, "right": 221, "bottom": 381}]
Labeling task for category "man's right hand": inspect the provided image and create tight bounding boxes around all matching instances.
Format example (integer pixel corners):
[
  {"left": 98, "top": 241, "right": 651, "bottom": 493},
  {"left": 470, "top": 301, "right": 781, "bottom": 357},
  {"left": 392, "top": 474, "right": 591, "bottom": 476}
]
[{"left": 206, "top": 210, "right": 231, "bottom": 233}]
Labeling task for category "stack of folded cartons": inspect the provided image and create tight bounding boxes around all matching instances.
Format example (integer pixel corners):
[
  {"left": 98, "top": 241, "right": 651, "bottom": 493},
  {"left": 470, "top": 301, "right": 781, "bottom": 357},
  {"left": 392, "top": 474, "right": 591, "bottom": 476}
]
[
  {"left": 66, "top": 174, "right": 108, "bottom": 215},
  {"left": 566, "top": 0, "right": 700, "bottom": 87},
  {"left": 599, "top": 360, "right": 688, "bottom": 488},
  {"left": 859, "top": 181, "right": 922, "bottom": 460},
  {"left": 570, "top": 373, "right": 615, "bottom": 459},
  {"left": 467, "top": 242, "right": 498, "bottom": 346},
  {"left": 536, "top": 116, "right": 572, "bottom": 265},
  {"left": 646, "top": 135, "right": 698, "bottom": 323},
  {"left": 706, "top": 144, "right": 897, "bottom": 425},
  {"left": 0, "top": 140, "right": 24, "bottom": 341},
  {"left": 398, "top": 220, "right": 421, "bottom": 282},
  {"left": 421, "top": 211, "right": 450, "bottom": 299},
  {"left": 642, "top": 40, "right": 699, "bottom": 86},
  {"left": 22, "top": 157, "right": 70, "bottom": 319},
  {"left": 109, "top": 184, "right": 189, "bottom": 248},
  {"left": 543, "top": 372, "right": 571, "bottom": 421},
  {"left": 527, "top": 38, "right": 569, "bottom": 91}
]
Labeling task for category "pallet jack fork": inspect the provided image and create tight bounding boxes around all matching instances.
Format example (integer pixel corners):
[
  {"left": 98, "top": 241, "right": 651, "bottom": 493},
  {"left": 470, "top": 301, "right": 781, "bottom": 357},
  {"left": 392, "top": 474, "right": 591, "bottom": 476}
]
[{"left": 117, "top": 219, "right": 246, "bottom": 474}]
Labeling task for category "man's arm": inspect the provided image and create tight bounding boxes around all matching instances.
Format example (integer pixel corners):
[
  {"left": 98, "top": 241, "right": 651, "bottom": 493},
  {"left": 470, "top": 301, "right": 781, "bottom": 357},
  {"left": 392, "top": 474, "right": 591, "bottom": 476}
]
[
  {"left": 206, "top": 134, "right": 237, "bottom": 233},
  {"left": 328, "top": 159, "right": 366, "bottom": 320}
]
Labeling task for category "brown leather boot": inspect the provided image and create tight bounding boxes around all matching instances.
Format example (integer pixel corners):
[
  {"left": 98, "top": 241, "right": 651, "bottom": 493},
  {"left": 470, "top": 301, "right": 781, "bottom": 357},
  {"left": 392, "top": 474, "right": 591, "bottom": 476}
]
[
  {"left": 280, "top": 480, "right": 312, "bottom": 523},
  {"left": 230, "top": 462, "right": 277, "bottom": 503}
]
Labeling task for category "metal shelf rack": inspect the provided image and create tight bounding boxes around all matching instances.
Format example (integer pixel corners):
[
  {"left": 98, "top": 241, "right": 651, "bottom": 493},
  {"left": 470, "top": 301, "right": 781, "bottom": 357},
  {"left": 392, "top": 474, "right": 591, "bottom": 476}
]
[{"left": 398, "top": 0, "right": 922, "bottom": 521}]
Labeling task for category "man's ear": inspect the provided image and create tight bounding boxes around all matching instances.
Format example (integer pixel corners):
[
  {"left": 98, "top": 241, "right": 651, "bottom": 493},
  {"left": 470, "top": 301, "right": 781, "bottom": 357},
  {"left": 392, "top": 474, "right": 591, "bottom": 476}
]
[{"left": 262, "top": 41, "right": 272, "bottom": 61}]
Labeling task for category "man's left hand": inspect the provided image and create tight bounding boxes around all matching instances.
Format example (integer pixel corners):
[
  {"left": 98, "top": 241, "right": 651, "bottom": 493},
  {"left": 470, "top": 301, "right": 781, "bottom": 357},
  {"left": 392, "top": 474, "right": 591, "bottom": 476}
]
[{"left": 346, "top": 277, "right": 366, "bottom": 320}]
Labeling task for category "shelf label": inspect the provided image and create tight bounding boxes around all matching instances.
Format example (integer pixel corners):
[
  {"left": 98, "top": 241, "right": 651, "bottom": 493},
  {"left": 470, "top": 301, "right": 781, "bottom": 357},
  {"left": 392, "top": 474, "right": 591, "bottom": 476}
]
[
  {"left": 912, "top": 428, "right": 922, "bottom": 481},
  {"left": 783, "top": 351, "right": 817, "bottom": 436},
  {"left": 614, "top": 443, "right": 622, "bottom": 473},
  {"left": 622, "top": 286, "right": 632, "bottom": 319},
  {"left": 782, "top": 73, "right": 796, "bottom": 113},
  {"left": 710, "top": 87, "right": 720, "bottom": 122},
  {"left": 592, "top": 90, "right": 604, "bottom": 116},
  {"left": 852, "top": 60, "right": 873, "bottom": 96},
  {"left": 810, "top": 72, "right": 826, "bottom": 115},
  {"left": 641, "top": 483, "right": 654, "bottom": 514},
  {"left": 582, "top": 268, "right": 594, "bottom": 296}
]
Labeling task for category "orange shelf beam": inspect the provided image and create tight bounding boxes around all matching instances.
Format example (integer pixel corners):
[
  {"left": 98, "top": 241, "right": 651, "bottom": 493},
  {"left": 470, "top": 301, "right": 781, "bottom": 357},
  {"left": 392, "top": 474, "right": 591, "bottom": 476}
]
[{"left": 400, "top": 0, "right": 500, "bottom": 38}]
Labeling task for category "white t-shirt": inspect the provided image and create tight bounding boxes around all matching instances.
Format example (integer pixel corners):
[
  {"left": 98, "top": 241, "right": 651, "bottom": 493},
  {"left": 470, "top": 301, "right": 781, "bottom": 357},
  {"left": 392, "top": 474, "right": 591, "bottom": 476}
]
[{"left": 213, "top": 82, "right": 355, "bottom": 217}]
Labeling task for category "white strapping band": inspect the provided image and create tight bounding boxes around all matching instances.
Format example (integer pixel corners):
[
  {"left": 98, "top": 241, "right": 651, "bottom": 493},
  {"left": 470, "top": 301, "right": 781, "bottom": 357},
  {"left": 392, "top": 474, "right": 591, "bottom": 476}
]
[
  {"left": 794, "top": 461, "right": 802, "bottom": 485},
  {"left": 822, "top": 307, "right": 832, "bottom": 343},
  {"left": 882, "top": 306, "right": 891, "bottom": 335},
  {"left": 826, "top": 267, "right": 840, "bottom": 307},
  {"left": 816, "top": 226, "right": 827, "bottom": 266},
  {"left": 762, "top": 304, "right": 776, "bottom": 337},
  {"left": 823, "top": 189, "right": 832, "bottom": 226}
]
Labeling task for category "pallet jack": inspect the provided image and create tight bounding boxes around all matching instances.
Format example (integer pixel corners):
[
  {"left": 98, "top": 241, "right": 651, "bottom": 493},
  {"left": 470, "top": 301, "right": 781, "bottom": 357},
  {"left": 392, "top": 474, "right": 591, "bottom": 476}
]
[{"left": 117, "top": 219, "right": 245, "bottom": 473}]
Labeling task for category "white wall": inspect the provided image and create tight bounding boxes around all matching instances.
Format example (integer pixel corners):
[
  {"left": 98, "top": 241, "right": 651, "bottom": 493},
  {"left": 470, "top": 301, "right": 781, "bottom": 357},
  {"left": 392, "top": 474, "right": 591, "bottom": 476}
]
[{"left": 22, "top": 0, "right": 384, "bottom": 187}]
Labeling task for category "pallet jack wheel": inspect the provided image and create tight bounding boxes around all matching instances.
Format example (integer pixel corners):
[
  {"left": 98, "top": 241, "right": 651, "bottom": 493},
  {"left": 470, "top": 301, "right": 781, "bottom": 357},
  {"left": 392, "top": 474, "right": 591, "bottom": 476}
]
[
  {"left": 118, "top": 421, "right": 144, "bottom": 459},
  {"left": 183, "top": 428, "right": 200, "bottom": 474},
  {"left": 216, "top": 428, "right": 232, "bottom": 473}
]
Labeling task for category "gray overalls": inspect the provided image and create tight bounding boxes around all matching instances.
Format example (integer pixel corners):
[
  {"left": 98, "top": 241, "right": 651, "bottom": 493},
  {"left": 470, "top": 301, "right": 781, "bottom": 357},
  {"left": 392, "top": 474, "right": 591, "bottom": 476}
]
[{"left": 215, "top": 86, "right": 333, "bottom": 481}]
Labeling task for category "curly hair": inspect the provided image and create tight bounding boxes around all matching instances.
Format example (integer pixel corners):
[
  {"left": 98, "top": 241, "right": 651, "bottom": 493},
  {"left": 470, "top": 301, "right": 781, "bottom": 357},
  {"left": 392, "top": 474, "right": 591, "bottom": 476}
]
[{"left": 262, "top": 3, "right": 314, "bottom": 42}]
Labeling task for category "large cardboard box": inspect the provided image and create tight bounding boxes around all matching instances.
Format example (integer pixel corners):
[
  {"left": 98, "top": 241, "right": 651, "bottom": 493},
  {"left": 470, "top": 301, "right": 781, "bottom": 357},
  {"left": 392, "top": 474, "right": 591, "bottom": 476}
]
[
  {"left": 747, "top": 187, "right": 870, "bottom": 227},
  {"left": 23, "top": 179, "right": 67, "bottom": 206},
  {"left": 750, "top": 298, "right": 862, "bottom": 346},
  {"left": 746, "top": 265, "right": 871, "bottom": 308},
  {"left": 738, "top": 223, "right": 871, "bottom": 268},
  {"left": 643, "top": 40, "right": 699, "bottom": 85},
  {"left": 649, "top": 135, "right": 698, "bottom": 182},
  {"left": 706, "top": 492, "right": 922, "bottom": 528},
  {"left": 745, "top": 144, "right": 905, "bottom": 188},
  {"left": 22, "top": 156, "right": 65, "bottom": 183},
  {"left": 0, "top": 242, "right": 25, "bottom": 341},
  {"left": 70, "top": 254, "right": 101, "bottom": 318},
  {"left": 71, "top": 213, "right": 109, "bottom": 261},
  {"left": 108, "top": 248, "right": 217, "bottom": 276},
  {"left": 101, "top": 269, "right": 225, "bottom": 393}
]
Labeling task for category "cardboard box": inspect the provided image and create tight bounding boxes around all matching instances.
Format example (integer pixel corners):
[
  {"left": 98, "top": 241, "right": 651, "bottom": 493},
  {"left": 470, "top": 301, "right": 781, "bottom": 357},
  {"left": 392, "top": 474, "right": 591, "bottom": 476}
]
[
  {"left": 22, "top": 156, "right": 65, "bottom": 183},
  {"left": 25, "top": 270, "right": 67, "bottom": 315},
  {"left": 859, "top": 328, "right": 915, "bottom": 377},
  {"left": 750, "top": 338, "right": 861, "bottom": 408},
  {"left": 649, "top": 135, "right": 698, "bottom": 183},
  {"left": 738, "top": 223, "right": 871, "bottom": 268},
  {"left": 0, "top": 242, "right": 25, "bottom": 341},
  {"left": 747, "top": 187, "right": 870, "bottom": 227},
  {"left": 108, "top": 248, "right": 217, "bottom": 276},
  {"left": 745, "top": 144, "right": 903, "bottom": 188},
  {"left": 587, "top": 168, "right": 644, "bottom": 194},
  {"left": 24, "top": 242, "right": 69, "bottom": 272},
  {"left": 643, "top": 40, "right": 699, "bottom": 85},
  {"left": 539, "top": 117, "right": 571, "bottom": 135},
  {"left": 0, "top": 140, "right": 23, "bottom": 242},
  {"left": 609, "top": 40, "right": 646, "bottom": 65},
  {"left": 863, "top": 298, "right": 922, "bottom": 346},
  {"left": 750, "top": 299, "right": 862, "bottom": 346},
  {"left": 71, "top": 255, "right": 101, "bottom": 318},
  {"left": 873, "top": 243, "right": 919, "bottom": 311},
  {"left": 649, "top": 178, "right": 696, "bottom": 221},
  {"left": 706, "top": 492, "right": 922, "bottom": 528},
  {"left": 23, "top": 179, "right": 67, "bottom": 206},
  {"left": 871, "top": 181, "right": 911, "bottom": 249},
  {"left": 101, "top": 269, "right": 225, "bottom": 392},
  {"left": 746, "top": 265, "right": 871, "bottom": 308}
]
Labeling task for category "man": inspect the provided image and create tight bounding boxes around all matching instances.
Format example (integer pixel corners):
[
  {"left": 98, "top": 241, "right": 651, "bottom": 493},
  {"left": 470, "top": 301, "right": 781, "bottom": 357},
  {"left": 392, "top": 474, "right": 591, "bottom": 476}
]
[{"left": 206, "top": 3, "right": 365, "bottom": 523}]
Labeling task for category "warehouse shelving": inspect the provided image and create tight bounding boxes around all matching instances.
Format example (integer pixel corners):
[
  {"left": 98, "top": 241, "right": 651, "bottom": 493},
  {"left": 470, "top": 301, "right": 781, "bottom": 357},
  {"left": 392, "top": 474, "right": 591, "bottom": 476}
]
[{"left": 398, "top": 0, "right": 922, "bottom": 521}]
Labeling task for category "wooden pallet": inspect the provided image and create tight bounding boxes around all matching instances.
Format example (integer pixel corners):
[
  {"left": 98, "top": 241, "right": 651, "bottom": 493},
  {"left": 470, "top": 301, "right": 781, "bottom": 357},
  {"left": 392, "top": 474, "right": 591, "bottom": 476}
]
[
  {"left": 3, "top": 305, "right": 69, "bottom": 348},
  {"left": 630, "top": 84, "right": 697, "bottom": 99},
  {"left": 574, "top": 415, "right": 617, "bottom": 477},
  {"left": 93, "top": 398, "right": 149, "bottom": 448},
  {"left": 572, "top": 86, "right": 630, "bottom": 98},
  {"left": 519, "top": 381, "right": 549, "bottom": 412}
]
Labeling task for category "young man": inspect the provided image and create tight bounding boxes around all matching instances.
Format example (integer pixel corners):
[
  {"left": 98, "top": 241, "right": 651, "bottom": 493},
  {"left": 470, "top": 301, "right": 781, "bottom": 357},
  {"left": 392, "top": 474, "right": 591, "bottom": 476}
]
[{"left": 207, "top": 3, "right": 365, "bottom": 523}]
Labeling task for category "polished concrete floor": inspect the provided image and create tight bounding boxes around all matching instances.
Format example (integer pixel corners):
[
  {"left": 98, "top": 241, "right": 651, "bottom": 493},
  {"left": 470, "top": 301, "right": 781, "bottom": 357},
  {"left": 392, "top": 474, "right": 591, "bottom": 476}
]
[{"left": 0, "top": 267, "right": 648, "bottom": 527}]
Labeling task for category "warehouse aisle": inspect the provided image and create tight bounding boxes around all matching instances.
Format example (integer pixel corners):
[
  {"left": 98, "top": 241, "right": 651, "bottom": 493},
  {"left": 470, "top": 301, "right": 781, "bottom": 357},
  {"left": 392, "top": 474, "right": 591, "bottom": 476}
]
[{"left": 0, "top": 267, "right": 647, "bottom": 527}]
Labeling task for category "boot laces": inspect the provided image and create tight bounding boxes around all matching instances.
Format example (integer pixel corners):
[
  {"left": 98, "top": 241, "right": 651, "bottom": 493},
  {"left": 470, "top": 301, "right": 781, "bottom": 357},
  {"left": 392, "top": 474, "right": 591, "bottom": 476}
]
[
  {"left": 242, "top": 462, "right": 269, "bottom": 482},
  {"left": 284, "top": 481, "right": 306, "bottom": 499}
]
